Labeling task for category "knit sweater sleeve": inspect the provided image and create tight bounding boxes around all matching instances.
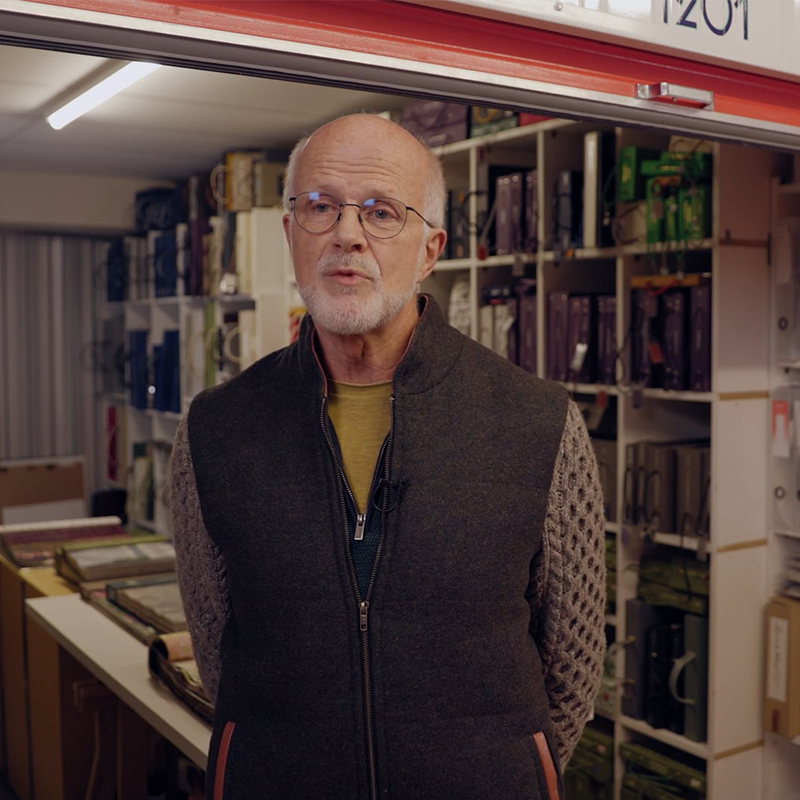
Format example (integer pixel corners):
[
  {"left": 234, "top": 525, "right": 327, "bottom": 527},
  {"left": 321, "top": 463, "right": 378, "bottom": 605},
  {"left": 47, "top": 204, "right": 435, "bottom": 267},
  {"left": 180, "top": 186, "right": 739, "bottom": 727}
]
[
  {"left": 169, "top": 414, "right": 230, "bottom": 704},
  {"left": 531, "top": 399, "right": 606, "bottom": 769}
]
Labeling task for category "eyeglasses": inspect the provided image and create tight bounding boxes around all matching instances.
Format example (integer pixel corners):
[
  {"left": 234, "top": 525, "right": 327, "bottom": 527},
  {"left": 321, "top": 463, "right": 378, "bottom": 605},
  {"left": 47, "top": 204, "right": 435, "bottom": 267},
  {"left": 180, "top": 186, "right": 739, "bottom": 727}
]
[{"left": 289, "top": 191, "right": 433, "bottom": 239}]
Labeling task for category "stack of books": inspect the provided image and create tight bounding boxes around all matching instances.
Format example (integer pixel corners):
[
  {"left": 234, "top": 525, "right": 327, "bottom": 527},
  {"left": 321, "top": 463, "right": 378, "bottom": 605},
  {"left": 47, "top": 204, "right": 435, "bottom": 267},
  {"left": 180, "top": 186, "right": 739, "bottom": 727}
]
[
  {"left": 0, "top": 517, "right": 125, "bottom": 569},
  {"left": 62, "top": 535, "right": 213, "bottom": 721}
]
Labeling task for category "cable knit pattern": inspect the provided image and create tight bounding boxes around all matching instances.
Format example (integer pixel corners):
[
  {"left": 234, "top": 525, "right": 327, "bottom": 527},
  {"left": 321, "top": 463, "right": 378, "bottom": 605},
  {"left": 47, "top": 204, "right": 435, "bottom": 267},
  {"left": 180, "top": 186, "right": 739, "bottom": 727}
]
[
  {"left": 535, "top": 399, "right": 607, "bottom": 769},
  {"left": 168, "top": 398, "right": 606, "bottom": 761},
  {"left": 169, "top": 415, "right": 230, "bottom": 703}
]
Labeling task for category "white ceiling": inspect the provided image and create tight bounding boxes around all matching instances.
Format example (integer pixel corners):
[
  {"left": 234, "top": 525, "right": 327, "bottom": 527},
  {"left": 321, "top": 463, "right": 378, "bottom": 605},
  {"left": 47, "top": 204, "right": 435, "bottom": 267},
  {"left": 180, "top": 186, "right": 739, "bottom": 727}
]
[{"left": 0, "top": 43, "right": 410, "bottom": 180}]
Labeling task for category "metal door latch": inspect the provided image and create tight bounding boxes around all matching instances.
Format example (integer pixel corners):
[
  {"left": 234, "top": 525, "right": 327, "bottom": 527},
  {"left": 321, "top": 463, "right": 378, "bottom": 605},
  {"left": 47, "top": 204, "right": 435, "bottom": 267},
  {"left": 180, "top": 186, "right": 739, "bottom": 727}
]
[{"left": 636, "top": 82, "right": 714, "bottom": 110}]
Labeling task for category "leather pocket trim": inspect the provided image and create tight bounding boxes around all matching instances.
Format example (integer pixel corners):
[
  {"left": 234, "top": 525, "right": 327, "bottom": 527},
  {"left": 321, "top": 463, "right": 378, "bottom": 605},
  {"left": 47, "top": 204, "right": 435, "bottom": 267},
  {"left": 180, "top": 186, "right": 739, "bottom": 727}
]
[
  {"left": 214, "top": 721, "right": 237, "bottom": 800},
  {"left": 532, "top": 731, "right": 560, "bottom": 800}
]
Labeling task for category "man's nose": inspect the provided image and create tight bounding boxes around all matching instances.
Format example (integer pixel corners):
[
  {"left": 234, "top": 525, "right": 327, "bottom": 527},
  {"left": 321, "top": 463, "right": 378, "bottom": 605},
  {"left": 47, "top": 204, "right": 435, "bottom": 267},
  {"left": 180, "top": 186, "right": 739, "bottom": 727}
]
[{"left": 332, "top": 204, "right": 367, "bottom": 251}]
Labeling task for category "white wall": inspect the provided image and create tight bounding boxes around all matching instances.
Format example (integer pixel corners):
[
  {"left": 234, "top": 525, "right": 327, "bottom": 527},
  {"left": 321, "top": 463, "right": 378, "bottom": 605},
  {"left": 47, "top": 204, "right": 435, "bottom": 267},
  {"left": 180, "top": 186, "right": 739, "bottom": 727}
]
[{"left": 0, "top": 169, "right": 173, "bottom": 235}]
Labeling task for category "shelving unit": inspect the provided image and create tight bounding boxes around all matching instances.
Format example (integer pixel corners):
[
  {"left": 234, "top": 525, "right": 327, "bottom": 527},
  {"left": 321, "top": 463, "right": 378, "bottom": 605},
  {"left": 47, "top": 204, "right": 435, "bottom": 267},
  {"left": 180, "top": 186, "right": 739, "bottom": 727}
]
[
  {"left": 425, "top": 118, "right": 774, "bottom": 800},
  {"left": 101, "top": 207, "right": 297, "bottom": 539},
  {"left": 763, "top": 179, "right": 800, "bottom": 800},
  {"left": 94, "top": 112, "right": 782, "bottom": 798}
]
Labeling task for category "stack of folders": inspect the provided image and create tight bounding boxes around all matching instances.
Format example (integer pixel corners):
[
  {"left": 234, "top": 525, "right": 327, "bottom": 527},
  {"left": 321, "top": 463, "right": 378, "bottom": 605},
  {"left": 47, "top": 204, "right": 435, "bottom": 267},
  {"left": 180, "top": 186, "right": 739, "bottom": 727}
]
[
  {"left": 106, "top": 239, "right": 127, "bottom": 302},
  {"left": 620, "top": 742, "right": 706, "bottom": 800},
  {"left": 623, "top": 439, "right": 711, "bottom": 539},
  {"left": 151, "top": 331, "right": 181, "bottom": 414},
  {"left": 55, "top": 533, "right": 176, "bottom": 584},
  {"left": 624, "top": 553, "right": 709, "bottom": 742},
  {"left": 563, "top": 725, "right": 614, "bottom": 800},
  {"left": 546, "top": 292, "right": 617, "bottom": 385},
  {"left": 604, "top": 534, "right": 616, "bottom": 617},
  {"left": 493, "top": 169, "right": 538, "bottom": 256},
  {"left": 630, "top": 275, "right": 712, "bottom": 392},
  {"left": 782, "top": 537, "right": 800, "bottom": 599},
  {"left": 79, "top": 573, "right": 182, "bottom": 641},
  {"left": 591, "top": 438, "right": 617, "bottom": 523},
  {"left": 0, "top": 517, "right": 125, "bottom": 569},
  {"left": 477, "top": 281, "right": 537, "bottom": 373},
  {"left": 593, "top": 632, "right": 617, "bottom": 722}
]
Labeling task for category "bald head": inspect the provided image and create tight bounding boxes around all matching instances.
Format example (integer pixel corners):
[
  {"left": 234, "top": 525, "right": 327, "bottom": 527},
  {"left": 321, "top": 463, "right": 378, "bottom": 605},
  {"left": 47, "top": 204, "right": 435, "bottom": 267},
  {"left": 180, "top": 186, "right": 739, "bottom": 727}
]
[{"left": 283, "top": 113, "right": 446, "bottom": 228}]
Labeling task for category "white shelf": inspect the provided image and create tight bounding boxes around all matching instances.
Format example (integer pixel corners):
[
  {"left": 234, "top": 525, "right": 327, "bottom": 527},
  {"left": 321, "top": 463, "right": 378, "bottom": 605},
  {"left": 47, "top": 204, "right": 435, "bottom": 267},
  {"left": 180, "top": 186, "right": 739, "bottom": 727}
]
[
  {"left": 604, "top": 614, "right": 617, "bottom": 626},
  {"left": 647, "top": 531, "right": 706, "bottom": 552},
  {"left": 619, "top": 715, "right": 709, "bottom": 760},
  {"left": 216, "top": 293, "right": 256, "bottom": 307},
  {"left": 776, "top": 358, "right": 800, "bottom": 370},
  {"left": 774, "top": 529, "right": 800, "bottom": 541},
  {"left": 475, "top": 253, "right": 537, "bottom": 269},
  {"left": 431, "top": 117, "right": 570, "bottom": 156},
  {"left": 541, "top": 246, "right": 618, "bottom": 261},
  {"left": 537, "top": 238, "right": 715, "bottom": 262},
  {"left": 131, "top": 518, "right": 156, "bottom": 532},
  {"left": 776, "top": 182, "right": 800, "bottom": 196},
  {"left": 619, "top": 238, "right": 715, "bottom": 256},
  {"left": 594, "top": 705, "right": 615, "bottom": 722},
  {"left": 434, "top": 258, "right": 474, "bottom": 272},
  {"left": 559, "top": 382, "right": 619, "bottom": 396},
  {"left": 605, "top": 522, "right": 620, "bottom": 534},
  {"left": 145, "top": 409, "right": 182, "bottom": 422},
  {"left": 639, "top": 388, "right": 716, "bottom": 403},
  {"left": 103, "top": 392, "right": 127, "bottom": 404},
  {"left": 152, "top": 295, "right": 180, "bottom": 306}
]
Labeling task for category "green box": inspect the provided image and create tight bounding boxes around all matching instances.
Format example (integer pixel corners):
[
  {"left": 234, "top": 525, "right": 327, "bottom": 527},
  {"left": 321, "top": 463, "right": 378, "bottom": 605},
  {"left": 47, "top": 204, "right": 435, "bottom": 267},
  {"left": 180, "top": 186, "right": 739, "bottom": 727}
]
[
  {"left": 469, "top": 115, "right": 518, "bottom": 138},
  {"left": 641, "top": 152, "right": 712, "bottom": 181},
  {"left": 618, "top": 146, "right": 660, "bottom": 202},
  {"left": 664, "top": 189, "right": 681, "bottom": 242},
  {"left": 646, "top": 177, "right": 665, "bottom": 243},
  {"left": 620, "top": 742, "right": 706, "bottom": 794},
  {"left": 679, "top": 184, "right": 711, "bottom": 241}
]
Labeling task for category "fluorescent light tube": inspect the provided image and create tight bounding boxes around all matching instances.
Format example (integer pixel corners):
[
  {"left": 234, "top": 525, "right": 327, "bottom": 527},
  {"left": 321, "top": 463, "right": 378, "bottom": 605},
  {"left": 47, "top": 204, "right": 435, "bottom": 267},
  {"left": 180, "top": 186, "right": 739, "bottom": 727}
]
[{"left": 47, "top": 61, "right": 161, "bottom": 130}]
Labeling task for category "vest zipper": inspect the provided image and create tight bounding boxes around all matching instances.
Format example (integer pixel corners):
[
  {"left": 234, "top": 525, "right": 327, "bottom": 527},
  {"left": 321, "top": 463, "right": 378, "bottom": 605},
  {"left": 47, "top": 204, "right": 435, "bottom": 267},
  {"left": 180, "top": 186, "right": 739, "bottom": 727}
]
[{"left": 320, "top": 395, "right": 396, "bottom": 800}]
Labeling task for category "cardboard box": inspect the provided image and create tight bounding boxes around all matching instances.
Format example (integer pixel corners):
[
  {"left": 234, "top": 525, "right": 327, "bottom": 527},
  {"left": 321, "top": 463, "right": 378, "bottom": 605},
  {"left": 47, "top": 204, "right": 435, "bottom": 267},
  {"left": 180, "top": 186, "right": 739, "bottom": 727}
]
[
  {"left": 0, "top": 558, "right": 77, "bottom": 800},
  {"left": 25, "top": 571, "right": 95, "bottom": 800},
  {"left": 765, "top": 595, "right": 800, "bottom": 738},
  {"left": 0, "top": 458, "right": 85, "bottom": 524}
]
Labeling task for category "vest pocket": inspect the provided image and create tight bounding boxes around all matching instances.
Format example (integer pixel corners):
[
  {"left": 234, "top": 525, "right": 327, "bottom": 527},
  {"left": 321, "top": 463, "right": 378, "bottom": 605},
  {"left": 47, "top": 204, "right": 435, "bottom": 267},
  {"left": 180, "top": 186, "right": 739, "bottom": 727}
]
[
  {"left": 213, "top": 721, "right": 237, "bottom": 800},
  {"left": 531, "top": 731, "right": 561, "bottom": 800}
]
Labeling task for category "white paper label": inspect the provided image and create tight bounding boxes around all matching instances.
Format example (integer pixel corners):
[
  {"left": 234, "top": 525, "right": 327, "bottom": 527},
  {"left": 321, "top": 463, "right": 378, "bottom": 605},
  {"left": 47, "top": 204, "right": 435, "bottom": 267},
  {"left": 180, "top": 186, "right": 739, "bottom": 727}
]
[
  {"left": 772, "top": 400, "right": 791, "bottom": 459},
  {"left": 767, "top": 615, "right": 789, "bottom": 703}
]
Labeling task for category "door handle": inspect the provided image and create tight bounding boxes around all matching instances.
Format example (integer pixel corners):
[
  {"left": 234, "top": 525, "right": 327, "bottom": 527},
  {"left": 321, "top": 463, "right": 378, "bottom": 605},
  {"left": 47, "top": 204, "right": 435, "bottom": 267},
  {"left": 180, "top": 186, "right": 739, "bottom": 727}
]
[{"left": 636, "top": 82, "right": 714, "bottom": 110}]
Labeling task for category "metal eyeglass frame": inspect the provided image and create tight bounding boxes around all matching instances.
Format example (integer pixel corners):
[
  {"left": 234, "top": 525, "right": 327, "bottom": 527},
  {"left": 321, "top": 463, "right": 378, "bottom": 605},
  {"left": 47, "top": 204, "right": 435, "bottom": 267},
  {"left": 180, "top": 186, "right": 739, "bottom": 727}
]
[{"left": 289, "top": 192, "right": 434, "bottom": 239}]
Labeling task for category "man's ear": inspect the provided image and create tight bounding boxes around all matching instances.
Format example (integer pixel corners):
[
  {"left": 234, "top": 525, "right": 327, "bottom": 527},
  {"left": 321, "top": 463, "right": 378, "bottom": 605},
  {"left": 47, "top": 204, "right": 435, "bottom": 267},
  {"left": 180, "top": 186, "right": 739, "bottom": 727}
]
[
  {"left": 282, "top": 213, "right": 293, "bottom": 256},
  {"left": 418, "top": 228, "right": 447, "bottom": 283}
]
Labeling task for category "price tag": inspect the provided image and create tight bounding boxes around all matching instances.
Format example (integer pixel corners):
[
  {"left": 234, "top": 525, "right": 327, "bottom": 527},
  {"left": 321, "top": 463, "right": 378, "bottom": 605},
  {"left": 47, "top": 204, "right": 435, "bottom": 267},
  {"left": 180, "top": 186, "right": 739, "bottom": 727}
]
[
  {"left": 648, "top": 341, "right": 665, "bottom": 364},
  {"left": 570, "top": 342, "right": 588, "bottom": 373},
  {"left": 772, "top": 400, "right": 791, "bottom": 459}
]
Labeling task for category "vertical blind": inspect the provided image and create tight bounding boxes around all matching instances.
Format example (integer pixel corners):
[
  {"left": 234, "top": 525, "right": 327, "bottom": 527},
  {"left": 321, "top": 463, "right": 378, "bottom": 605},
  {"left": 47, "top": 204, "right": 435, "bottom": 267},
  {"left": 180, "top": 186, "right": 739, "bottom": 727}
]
[{"left": 0, "top": 233, "right": 107, "bottom": 489}]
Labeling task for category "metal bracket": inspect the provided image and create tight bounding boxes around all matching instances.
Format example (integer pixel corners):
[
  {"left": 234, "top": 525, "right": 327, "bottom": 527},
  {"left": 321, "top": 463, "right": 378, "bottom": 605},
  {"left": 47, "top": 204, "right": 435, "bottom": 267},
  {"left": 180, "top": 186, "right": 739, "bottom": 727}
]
[{"left": 636, "top": 82, "right": 714, "bottom": 111}]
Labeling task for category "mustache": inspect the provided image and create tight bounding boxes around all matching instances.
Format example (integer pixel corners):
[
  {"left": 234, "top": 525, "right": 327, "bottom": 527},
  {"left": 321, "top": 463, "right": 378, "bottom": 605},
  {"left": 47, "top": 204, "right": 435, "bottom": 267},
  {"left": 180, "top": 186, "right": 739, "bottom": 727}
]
[{"left": 316, "top": 253, "right": 381, "bottom": 281}]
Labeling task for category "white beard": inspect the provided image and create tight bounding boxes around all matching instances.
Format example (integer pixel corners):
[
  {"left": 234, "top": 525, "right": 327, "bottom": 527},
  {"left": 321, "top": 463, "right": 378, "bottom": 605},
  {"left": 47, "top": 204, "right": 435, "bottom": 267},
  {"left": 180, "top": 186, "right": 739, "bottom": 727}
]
[{"left": 297, "top": 247, "right": 425, "bottom": 336}]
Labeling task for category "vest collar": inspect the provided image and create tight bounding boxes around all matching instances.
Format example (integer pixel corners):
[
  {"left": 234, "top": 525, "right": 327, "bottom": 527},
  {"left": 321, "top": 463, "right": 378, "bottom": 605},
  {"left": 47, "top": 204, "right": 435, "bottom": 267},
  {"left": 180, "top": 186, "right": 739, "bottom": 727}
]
[{"left": 296, "top": 294, "right": 464, "bottom": 397}]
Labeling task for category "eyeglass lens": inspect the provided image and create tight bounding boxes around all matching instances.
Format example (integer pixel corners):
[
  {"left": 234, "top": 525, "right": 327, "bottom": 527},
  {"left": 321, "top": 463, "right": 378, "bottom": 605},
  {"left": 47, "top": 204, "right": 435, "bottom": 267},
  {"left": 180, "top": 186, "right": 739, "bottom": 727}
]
[{"left": 293, "top": 192, "right": 407, "bottom": 238}]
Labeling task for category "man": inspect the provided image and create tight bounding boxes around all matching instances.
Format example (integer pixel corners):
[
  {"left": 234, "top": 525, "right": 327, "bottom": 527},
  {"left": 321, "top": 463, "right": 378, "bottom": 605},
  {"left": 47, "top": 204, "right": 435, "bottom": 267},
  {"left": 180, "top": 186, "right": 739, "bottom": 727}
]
[{"left": 170, "top": 113, "right": 605, "bottom": 800}]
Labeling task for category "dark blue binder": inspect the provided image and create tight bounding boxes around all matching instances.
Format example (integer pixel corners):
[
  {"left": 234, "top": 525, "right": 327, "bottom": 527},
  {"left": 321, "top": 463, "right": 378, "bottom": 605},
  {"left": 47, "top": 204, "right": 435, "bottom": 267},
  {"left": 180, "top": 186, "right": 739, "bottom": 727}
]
[
  {"left": 154, "top": 231, "right": 177, "bottom": 297},
  {"left": 129, "top": 330, "right": 149, "bottom": 410}
]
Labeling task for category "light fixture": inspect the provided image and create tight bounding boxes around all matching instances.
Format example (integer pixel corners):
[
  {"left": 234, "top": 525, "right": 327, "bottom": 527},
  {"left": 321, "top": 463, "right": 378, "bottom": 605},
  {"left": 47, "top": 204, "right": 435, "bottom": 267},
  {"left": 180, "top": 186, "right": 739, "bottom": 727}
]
[{"left": 47, "top": 61, "right": 161, "bottom": 131}]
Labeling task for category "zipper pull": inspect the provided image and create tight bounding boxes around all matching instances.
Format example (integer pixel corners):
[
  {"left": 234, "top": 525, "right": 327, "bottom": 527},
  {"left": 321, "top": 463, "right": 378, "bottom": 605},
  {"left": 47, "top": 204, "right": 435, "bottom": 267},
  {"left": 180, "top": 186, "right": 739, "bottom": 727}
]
[
  {"left": 359, "top": 601, "right": 369, "bottom": 631},
  {"left": 354, "top": 513, "right": 366, "bottom": 541}
]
